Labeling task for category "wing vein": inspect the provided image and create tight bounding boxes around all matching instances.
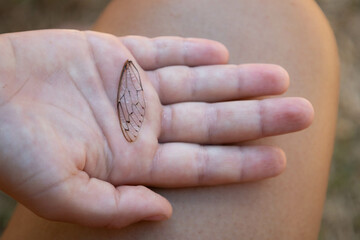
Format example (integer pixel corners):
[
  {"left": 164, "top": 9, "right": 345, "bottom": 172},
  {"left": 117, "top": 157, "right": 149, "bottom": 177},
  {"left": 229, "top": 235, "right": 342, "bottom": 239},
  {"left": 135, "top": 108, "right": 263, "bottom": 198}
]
[{"left": 117, "top": 60, "right": 146, "bottom": 142}]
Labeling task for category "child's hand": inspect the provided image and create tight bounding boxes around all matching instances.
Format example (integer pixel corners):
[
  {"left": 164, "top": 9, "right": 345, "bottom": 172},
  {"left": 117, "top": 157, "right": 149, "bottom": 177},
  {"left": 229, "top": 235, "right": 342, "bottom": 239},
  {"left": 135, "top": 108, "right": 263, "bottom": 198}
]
[{"left": 0, "top": 30, "right": 313, "bottom": 228}]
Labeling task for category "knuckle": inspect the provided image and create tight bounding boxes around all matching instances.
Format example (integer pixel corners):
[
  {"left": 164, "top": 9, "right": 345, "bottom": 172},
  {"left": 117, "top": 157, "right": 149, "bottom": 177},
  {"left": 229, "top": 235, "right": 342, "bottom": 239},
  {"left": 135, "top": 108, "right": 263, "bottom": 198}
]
[
  {"left": 196, "top": 145, "right": 210, "bottom": 185},
  {"left": 149, "top": 144, "right": 163, "bottom": 181},
  {"left": 161, "top": 105, "right": 175, "bottom": 141},
  {"left": 257, "top": 100, "right": 265, "bottom": 137},
  {"left": 187, "top": 67, "right": 198, "bottom": 99},
  {"left": 204, "top": 104, "right": 219, "bottom": 143},
  {"left": 182, "top": 38, "right": 189, "bottom": 64}
]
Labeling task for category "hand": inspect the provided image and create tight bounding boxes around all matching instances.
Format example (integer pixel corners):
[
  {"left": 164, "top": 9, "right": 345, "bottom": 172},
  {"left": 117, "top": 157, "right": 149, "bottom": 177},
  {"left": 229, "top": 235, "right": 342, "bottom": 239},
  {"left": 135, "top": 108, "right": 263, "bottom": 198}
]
[{"left": 0, "top": 30, "right": 313, "bottom": 228}]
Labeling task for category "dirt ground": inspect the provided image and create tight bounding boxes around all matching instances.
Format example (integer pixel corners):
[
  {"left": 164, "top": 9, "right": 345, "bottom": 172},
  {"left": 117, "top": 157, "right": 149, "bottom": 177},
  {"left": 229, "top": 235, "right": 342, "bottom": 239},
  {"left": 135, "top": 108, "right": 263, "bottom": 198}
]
[{"left": 0, "top": 0, "right": 359, "bottom": 239}]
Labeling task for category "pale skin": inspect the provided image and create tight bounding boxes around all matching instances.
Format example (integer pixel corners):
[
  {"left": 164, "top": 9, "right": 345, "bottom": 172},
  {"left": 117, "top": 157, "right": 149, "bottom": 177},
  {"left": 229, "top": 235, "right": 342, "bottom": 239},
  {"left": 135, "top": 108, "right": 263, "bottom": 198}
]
[
  {"left": 0, "top": 30, "right": 313, "bottom": 228},
  {"left": 1, "top": 0, "right": 339, "bottom": 239}
]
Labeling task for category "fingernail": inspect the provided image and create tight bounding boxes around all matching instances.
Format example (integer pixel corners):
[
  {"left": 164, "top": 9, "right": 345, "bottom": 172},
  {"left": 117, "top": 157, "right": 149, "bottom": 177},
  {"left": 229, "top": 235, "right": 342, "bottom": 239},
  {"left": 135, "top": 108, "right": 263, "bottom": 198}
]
[{"left": 143, "top": 214, "right": 167, "bottom": 221}]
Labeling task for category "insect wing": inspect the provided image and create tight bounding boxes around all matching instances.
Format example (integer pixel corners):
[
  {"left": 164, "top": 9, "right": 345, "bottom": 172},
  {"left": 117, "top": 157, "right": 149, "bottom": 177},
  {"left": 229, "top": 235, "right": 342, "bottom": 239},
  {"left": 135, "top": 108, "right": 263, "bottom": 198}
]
[{"left": 117, "top": 60, "right": 145, "bottom": 142}]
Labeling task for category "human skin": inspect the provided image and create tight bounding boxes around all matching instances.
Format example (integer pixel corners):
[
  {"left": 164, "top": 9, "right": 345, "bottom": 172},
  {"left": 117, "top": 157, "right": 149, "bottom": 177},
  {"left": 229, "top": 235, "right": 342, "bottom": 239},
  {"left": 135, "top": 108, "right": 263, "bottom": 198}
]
[
  {"left": 1, "top": 0, "right": 338, "bottom": 239},
  {"left": 0, "top": 30, "right": 311, "bottom": 228}
]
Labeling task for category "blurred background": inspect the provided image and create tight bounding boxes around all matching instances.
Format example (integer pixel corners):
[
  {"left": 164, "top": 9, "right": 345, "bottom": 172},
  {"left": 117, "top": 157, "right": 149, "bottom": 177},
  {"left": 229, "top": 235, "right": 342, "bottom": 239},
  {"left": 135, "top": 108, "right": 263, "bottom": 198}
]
[{"left": 0, "top": 0, "right": 359, "bottom": 239}]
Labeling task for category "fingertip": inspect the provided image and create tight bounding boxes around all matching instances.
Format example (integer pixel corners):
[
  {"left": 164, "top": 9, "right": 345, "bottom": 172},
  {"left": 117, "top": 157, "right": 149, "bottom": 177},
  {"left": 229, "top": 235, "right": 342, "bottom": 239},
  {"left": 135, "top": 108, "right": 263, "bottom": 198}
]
[
  {"left": 187, "top": 38, "right": 229, "bottom": 65},
  {"left": 240, "top": 146, "right": 286, "bottom": 182},
  {"left": 236, "top": 64, "right": 289, "bottom": 97},
  {"left": 213, "top": 41, "right": 229, "bottom": 64},
  {"left": 285, "top": 97, "right": 315, "bottom": 131},
  {"left": 153, "top": 194, "right": 173, "bottom": 221},
  {"left": 298, "top": 98, "right": 315, "bottom": 129},
  {"left": 116, "top": 185, "right": 173, "bottom": 225},
  {"left": 262, "top": 97, "right": 315, "bottom": 136},
  {"left": 260, "top": 146, "right": 287, "bottom": 178},
  {"left": 268, "top": 147, "right": 287, "bottom": 177},
  {"left": 274, "top": 65, "right": 290, "bottom": 93},
  {"left": 259, "top": 64, "right": 290, "bottom": 94}
]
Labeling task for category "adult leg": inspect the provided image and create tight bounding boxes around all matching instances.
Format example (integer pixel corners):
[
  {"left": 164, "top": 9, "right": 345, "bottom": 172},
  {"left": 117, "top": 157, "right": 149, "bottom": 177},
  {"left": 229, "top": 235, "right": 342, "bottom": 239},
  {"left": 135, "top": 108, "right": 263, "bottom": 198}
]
[{"left": 2, "top": 0, "right": 339, "bottom": 239}]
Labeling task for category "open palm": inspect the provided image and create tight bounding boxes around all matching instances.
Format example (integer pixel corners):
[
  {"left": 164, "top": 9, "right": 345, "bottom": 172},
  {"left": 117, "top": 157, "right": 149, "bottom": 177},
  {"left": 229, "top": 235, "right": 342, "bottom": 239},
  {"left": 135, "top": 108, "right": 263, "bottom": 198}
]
[{"left": 0, "top": 30, "right": 313, "bottom": 228}]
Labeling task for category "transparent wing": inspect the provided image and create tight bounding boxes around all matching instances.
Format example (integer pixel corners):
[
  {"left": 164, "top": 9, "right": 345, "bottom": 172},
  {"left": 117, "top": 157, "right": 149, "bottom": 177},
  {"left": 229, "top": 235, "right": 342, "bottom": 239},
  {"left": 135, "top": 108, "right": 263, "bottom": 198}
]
[{"left": 117, "top": 60, "right": 146, "bottom": 142}]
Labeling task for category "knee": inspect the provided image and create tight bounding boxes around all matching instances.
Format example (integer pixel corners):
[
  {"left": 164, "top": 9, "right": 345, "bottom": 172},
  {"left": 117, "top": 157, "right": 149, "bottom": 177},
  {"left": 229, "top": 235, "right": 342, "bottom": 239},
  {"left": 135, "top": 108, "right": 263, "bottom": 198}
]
[
  {"left": 240, "top": 0, "right": 340, "bottom": 97},
  {"left": 289, "top": 0, "right": 339, "bottom": 82},
  {"left": 259, "top": 0, "right": 339, "bottom": 78}
]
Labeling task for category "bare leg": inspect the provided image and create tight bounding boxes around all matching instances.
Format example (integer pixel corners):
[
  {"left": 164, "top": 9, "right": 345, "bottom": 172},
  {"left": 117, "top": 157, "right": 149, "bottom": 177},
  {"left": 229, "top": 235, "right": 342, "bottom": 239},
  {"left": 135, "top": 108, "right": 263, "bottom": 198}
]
[{"left": 2, "top": 0, "right": 339, "bottom": 239}]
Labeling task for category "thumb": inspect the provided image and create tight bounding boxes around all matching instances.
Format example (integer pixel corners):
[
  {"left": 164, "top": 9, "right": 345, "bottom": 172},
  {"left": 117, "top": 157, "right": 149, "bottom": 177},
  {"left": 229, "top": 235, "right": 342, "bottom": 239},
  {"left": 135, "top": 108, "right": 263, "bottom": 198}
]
[{"left": 30, "top": 173, "right": 172, "bottom": 228}]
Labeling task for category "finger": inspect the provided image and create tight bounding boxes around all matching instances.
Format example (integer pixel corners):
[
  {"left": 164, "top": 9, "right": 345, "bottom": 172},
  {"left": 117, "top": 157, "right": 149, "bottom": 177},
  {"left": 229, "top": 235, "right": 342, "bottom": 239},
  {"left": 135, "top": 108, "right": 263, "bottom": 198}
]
[
  {"left": 33, "top": 173, "right": 172, "bottom": 228},
  {"left": 160, "top": 97, "right": 314, "bottom": 144},
  {"left": 150, "top": 64, "right": 289, "bottom": 104},
  {"left": 134, "top": 144, "right": 285, "bottom": 187},
  {"left": 119, "top": 36, "right": 229, "bottom": 70}
]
